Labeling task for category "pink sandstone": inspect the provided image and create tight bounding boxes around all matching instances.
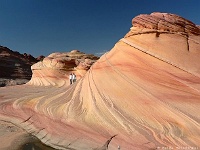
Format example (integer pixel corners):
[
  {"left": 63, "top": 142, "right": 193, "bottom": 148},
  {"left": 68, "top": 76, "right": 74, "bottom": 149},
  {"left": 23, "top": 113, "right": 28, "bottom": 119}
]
[
  {"left": 28, "top": 50, "right": 98, "bottom": 86},
  {"left": 0, "top": 12, "right": 200, "bottom": 150}
]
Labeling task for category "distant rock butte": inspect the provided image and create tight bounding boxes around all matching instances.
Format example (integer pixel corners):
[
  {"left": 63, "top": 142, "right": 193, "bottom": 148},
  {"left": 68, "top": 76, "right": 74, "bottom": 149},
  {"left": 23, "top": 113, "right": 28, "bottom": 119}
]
[
  {"left": 0, "top": 46, "right": 38, "bottom": 86},
  {"left": 28, "top": 50, "right": 99, "bottom": 86},
  {"left": 0, "top": 12, "right": 200, "bottom": 150}
]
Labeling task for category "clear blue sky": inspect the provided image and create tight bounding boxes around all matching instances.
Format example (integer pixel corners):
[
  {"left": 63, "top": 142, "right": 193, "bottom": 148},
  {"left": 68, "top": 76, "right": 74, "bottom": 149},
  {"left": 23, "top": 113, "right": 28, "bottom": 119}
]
[{"left": 0, "top": 0, "right": 200, "bottom": 57}]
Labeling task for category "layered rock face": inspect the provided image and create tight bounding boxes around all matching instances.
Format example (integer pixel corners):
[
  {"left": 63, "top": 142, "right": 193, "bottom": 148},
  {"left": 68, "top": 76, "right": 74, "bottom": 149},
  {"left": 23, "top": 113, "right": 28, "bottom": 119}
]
[
  {"left": 28, "top": 50, "right": 99, "bottom": 86},
  {"left": 0, "top": 46, "right": 38, "bottom": 86},
  {"left": 125, "top": 12, "right": 200, "bottom": 76},
  {"left": 0, "top": 12, "right": 200, "bottom": 150}
]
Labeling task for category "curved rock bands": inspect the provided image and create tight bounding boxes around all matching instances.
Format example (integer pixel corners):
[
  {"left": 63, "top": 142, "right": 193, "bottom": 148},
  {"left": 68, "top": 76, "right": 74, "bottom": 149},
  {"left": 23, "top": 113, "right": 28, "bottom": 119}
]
[
  {"left": 28, "top": 50, "right": 99, "bottom": 87},
  {"left": 0, "top": 12, "right": 200, "bottom": 150},
  {"left": 120, "top": 38, "right": 198, "bottom": 77},
  {"left": 99, "top": 42, "right": 200, "bottom": 146}
]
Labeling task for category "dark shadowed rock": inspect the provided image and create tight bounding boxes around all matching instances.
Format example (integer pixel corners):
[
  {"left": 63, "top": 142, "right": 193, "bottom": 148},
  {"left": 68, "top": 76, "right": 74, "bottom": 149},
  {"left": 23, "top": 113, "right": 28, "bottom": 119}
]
[
  {"left": 36, "top": 55, "right": 45, "bottom": 61},
  {"left": 0, "top": 46, "right": 38, "bottom": 87}
]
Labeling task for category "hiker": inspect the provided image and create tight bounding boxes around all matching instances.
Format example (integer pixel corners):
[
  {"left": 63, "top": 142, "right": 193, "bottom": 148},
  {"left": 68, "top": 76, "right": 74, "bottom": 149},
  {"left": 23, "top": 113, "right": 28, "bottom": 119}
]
[
  {"left": 72, "top": 73, "right": 76, "bottom": 83},
  {"left": 69, "top": 73, "right": 73, "bottom": 85}
]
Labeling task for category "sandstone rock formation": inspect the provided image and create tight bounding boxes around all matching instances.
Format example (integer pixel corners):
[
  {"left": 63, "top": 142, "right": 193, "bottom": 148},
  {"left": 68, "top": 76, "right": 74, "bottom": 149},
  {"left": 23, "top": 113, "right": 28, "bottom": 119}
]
[
  {"left": 0, "top": 120, "right": 55, "bottom": 150},
  {"left": 0, "top": 12, "right": 200, "bottom": 150},
  {"left": 0, "top": 46, "right": 38, "bottom": 86},
  {"left": 28, "top": 50, "right": 99, "bottom": 86}
]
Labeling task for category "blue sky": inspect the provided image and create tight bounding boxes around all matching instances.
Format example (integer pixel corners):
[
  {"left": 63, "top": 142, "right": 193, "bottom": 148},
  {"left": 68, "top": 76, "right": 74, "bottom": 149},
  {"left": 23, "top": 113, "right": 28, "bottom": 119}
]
[{"left": 0, "top": 0, "right": 200, "bottom": 57}]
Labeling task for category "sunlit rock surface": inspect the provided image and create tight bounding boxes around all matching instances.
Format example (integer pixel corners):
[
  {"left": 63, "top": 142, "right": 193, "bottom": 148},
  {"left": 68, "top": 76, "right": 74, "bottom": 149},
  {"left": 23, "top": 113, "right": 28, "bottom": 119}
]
[
  {"left": 28, "top": 50, "right": 99, "bottom": 86},
  {"left": 0, "top": 12, "right": 200, "bottom": 150}
]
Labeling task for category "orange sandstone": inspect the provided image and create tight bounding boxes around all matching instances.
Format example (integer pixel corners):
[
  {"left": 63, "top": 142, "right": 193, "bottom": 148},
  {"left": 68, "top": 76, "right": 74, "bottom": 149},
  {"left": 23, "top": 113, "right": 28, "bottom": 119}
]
[{"left": 0, "top": 12, "right": 200, "bottom": 150}]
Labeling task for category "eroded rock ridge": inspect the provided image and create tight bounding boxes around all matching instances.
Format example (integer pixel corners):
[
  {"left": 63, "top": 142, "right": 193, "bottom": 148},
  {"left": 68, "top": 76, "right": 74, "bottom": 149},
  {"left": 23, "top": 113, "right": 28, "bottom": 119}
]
[{"left": 28, "top": 50, "right": 99, "bottom": 86}]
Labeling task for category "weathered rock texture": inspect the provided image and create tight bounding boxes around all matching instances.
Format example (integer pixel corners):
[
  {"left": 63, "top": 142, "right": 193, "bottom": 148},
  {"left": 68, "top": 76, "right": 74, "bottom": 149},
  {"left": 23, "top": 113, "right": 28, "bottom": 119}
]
[
  {"left": 0, "top": 46, "right": 38, "bottom": 86},
  {"left": 28, "top": 50, "right": 99, "bottom": 86},
  {"left": 0, "top": 12, "right": 200, "bottom": 150},
  {"left": 0, "top": 120, "right": 55, "bottom": 150}
]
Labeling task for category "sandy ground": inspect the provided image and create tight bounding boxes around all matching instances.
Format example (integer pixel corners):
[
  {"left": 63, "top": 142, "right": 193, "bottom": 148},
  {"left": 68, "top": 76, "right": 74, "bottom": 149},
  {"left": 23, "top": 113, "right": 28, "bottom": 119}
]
[{"left": 0, "top": 120, "right": 55, "bottom": 150}]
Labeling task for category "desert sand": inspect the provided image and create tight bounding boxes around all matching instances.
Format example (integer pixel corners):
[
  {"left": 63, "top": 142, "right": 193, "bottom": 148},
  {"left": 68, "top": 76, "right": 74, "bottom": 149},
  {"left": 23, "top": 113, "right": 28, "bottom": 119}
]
[{"left": 0, "top": 12, "right": 200, "bottom": 150}]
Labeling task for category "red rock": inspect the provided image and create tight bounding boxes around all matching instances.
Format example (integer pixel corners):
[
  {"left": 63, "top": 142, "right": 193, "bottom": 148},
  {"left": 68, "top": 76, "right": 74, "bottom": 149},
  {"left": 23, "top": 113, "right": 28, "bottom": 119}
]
[
  {"left": 0, "top": 46, "right": 38, "bottom": 86},
  {"left": 0, "top": 12, "right": 200, "bottom": 150},
  {"left": 131, "top": 12, "right": 200, "bottom": 35},
  {"left": 27, "top": 51, "right": 99, "bottom": 86},
  {"left": 36, "top": 55, "right": 45, "bottom": 61}
]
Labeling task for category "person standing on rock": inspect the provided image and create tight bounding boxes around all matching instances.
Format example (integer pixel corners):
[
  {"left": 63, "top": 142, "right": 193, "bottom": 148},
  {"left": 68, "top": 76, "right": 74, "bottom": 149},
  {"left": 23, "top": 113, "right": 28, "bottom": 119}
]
[
  {"left": 69, "top": 73, "right": 73, "bottom": 85},
  {"left": 72, "top": 73, "right": 76, "bottom": 83}
]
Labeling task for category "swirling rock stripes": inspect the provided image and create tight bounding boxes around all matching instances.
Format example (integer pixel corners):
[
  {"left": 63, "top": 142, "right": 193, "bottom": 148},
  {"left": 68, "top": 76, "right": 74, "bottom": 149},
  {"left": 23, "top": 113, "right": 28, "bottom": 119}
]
[{"left": 0, "top": 12, "right": 200, "bottom": 149}]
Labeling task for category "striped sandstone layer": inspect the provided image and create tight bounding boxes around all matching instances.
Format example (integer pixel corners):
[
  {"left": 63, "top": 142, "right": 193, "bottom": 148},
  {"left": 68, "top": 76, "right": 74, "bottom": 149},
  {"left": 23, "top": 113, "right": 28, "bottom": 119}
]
[
  {"left": 0, "top": 12, "right": 200, "bottom": 150},
  {"left": 27, "top": 50, "right": 98, "bottom": 86}
]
